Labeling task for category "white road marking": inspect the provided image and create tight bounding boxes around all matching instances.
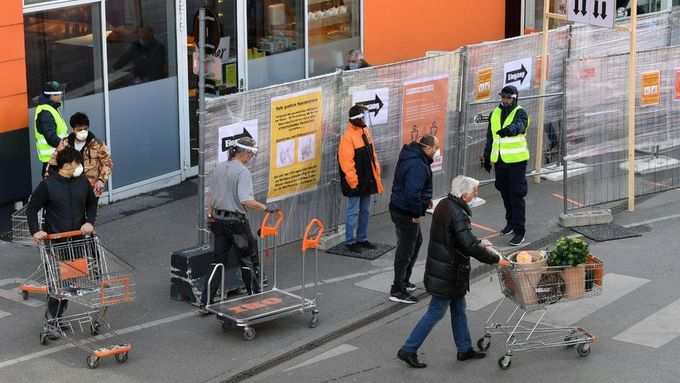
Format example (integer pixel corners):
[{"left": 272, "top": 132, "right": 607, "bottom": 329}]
[
  {"left": 0, "top": 311, "right": 11, "bottom": 319},
  {"left": 621, "top": 213, "right": 680, "bottom": 228},
  {"left": 354, "top": 264, "right": 425, "bottom": 294},
  {"left": 613, "top": 297, "right": 680, "bottom": 348},
  {"left": 283, "top": 344, "right": 358, "bottom": 372}
]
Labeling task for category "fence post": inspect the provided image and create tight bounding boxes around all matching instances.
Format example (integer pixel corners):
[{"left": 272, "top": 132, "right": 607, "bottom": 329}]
[
  {"left": 197, "top": 7, "right": 208, "bottom": 246},
  {"left": 457, "top": 48, "right": 469, "bottom": 176},
  {"left": 627, "top": 0, "right": 639, "bottom": 212},
  {"left": 534, "top": 0, "right": 552, "bottom": 184}
]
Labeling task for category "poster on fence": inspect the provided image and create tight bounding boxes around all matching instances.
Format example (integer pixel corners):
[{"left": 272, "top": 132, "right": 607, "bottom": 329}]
[
  {"left": 640, "top": 70, "right": 660, "bottom": 107},
  {"left": 401, "top": 75, "right": 449, "bottom": 172},
  {"left": 476, "top": 68, "right": 493, "bottom": 101},
  {"left": 674, "top": 69, "right": 680, "bottom": 101},
  {"left": 267, "top": 88, "right": 323, "bottom": 201},
  {"left": 218, "top": 119, "right": 258, "bottom": 163}
]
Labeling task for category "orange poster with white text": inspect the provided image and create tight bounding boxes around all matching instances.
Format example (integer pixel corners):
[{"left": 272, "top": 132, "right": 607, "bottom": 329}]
[{"left": 401, "top": 75, "right": 449, "bottom": 172}]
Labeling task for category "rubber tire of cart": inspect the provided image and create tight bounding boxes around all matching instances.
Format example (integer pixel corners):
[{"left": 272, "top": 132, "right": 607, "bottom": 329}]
[
  {"left": 115, "top": 352, "right": 129, "bottom": 363},
  {"left": 577, "top": 343, "right": 591, "bottom": 357},
  {"left": 86, "top": 355, "right": 100, "bottom": 369},
  {"left": 91, "top": 321, "right": 101, "bottom": 336},
  {"left": 243, "top": 327, "right": 256, "bottom": 341},
  {"left": 22, "top": 291, "right": 29, "bottom": 301},
  {"left": 309, "top": 314, "right": 319, "bottom": 329},
  {"left": 498, "top": 354, "right": 512, "bottom": 370},
  {"left": 40, "top": 332, "right": 48, "bottom": 346},
  {"left": 477, "top": 336, "right": 491, "bottom": 351}
]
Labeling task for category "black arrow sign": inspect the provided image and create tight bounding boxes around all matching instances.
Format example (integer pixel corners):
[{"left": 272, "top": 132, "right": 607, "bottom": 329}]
[
  {"left": 593, "top": 0, "right": 600, "bottom": 18},
  {"left": 581, "top": 0, "right": 587, "bottom": 15},
  {"left": 356, "top": 94, "right": 384, "bottom": 117},
  {"left": 221, "top": 128, "right": 253, "bottom": 152},
  {"left": 506, "top": 64, "right": 528, "bottom": 85},
  {"left": 573, "top": 0, "right": 580, "bottom": 15},
  {"left": 600, "top": 1, "right": 608, "bottom": 19}
]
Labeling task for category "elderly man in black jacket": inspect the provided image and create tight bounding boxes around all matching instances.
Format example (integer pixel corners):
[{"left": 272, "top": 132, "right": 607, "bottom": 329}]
[
  {"left": 397, "top": 175, "right": 511, "bottom": 369},
  {"left": 27, "top": 146, "right": 97, "bottom": 320}
]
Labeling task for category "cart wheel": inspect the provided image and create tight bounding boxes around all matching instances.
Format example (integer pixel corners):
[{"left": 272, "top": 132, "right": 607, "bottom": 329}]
[
  {"left": 86, "top": 355, "right": 100, "bottom": 369},
  {"left": 242, "top": 327, "right": 256, "bottom": 341},
  {"left": 576, "top": 343, "right": 591, "bottom": 357},
  {"left": 222, "top": 320, "right": 234, "bottom": 332},
  {"left": 477, "top": 336, "right": 491, "bottom": 351},
  {"left": 90, "top": 321, "right": 101, "bottom": 336},
  {"left": 22, "top": 290, "right": 29, "bottom": 301},
  {"left": 39, "top": 332, "right": 48, "bottom": 346},
  {"left": 115, "top": 352, "right": 129, "bottom": 364},
  {"left": 498, "top": 354, "right": 512, "bottom": 370},
  {"left": 309, "top": 314, "right": 319, "bottom": 329}
]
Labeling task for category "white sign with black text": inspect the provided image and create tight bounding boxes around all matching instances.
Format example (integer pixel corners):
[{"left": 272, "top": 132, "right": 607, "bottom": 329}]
[
  {"left": 351, "top": 88, "right": 389, "bottom": 125},
  {"left": 218, "top": 119, "right": 259, "bottom": 163},
  {"left": 503, "top": 57, "right": 533, "bottom": 91}
]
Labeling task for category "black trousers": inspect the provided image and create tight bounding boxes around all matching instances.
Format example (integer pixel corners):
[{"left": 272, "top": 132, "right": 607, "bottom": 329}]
[
  {"left": 494, "top": 161, "right": 527, "bottom": 236},
  {"left": 202, "top": 215, "right": 261, "bottom": 305},
  {"left": 390, "top": 208, "right": 423, "bottom": 294}
]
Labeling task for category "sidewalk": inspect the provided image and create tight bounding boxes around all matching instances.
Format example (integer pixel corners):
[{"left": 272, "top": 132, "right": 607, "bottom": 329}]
[{"left": 0, "top": 177, "right": 572, "bottom": 382}]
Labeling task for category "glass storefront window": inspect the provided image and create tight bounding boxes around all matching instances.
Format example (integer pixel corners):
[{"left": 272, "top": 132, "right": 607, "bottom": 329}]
[
  {"left": 105, "top": 0, "right": 180, "bottom": 188},
  {"left": 247, "top": 0, "right": 305, "bottom": 89},
  {"left": 308, "top": 0, "right": 361, "bottom": 77},
  {"left": 24, "top": 4, "right": 107, "bottom": 183}
]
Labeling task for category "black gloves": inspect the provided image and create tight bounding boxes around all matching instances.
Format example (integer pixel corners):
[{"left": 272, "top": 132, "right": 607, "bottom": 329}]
[
  {"left": 496, "top": 127, "right": 512, "bottom": 137},
  {"left": 265, "top": 203, "right": 280, "bottom": 213}
]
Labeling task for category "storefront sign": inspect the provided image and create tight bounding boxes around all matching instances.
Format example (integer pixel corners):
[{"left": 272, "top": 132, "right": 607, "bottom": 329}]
[
  {"left": 351, "top": 88, "right": 389, "bottom": 125},
  {"left": 476, "top": 68, "right": 493, "bottom": 101},
  {"left": 401, "top": 75, "right": 449, "bottom": 172},
  {"left": 268, "top": 88, "right": 323, "bottom": 201},
  {"left": 641, "top": 70, "right": 660, "bottom": 107},
  {"left": 503, "top": 57, "right": 533, "bottom": 91},
  {"left": 217, "top": 119, "right": 258, "bottom": 163}
]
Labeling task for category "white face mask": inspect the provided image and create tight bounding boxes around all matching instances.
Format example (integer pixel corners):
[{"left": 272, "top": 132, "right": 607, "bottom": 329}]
[
  {"left": 75, "top": 130, "right": 88, "bottom": 141},
  {"left": 73, "top": 164, "right": 84, "bottom": 177}
]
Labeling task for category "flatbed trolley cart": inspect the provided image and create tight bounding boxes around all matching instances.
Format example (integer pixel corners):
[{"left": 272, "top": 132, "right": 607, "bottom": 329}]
[
  {"left": 206, "top": 214, "right": 324, "bottom": 341},
  {"left": 477, "top": 251, "right": 604, "bottom": 370},
  {"left": 39, "top": 231, "right": 136, "bottom": 369}
]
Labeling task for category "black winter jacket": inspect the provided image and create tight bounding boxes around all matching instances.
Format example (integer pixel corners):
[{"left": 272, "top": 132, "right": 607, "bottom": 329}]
[
  {"left": 389, "top": 143, "right": 433, "bottom": 218},
  {"left": 424, "top": 195, "right": 500, "bottom": 298},
  {"left": 27, "top": 174, "right": 98, "bottom": 235}
]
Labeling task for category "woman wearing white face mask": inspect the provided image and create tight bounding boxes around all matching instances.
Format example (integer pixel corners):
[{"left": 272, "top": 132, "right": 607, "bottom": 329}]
[{"left": 47, "top": 112, "right": 113, "bottom": 197}]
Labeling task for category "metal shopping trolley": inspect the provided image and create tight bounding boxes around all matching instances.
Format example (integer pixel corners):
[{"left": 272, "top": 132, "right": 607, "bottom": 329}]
[
  {"left": 477, "top": 251, "right": 604, "bottom": 370},
  {"left": 205, "top": 214, "right": 324, "bottom": 341},
  {"left": 39, "top": 231, "right": 136, "bottom": 369}
]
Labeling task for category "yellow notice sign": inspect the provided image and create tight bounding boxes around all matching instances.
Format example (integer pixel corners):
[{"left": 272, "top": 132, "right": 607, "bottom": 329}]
[
  {"left": 268, "top": 88, "right": 323, "bottom": 201},
  {"left": 476, "top": 68, "right": 493, "bottom": 101},
  {"left": 641, "top": 70, "right": 661, "bottom": 107}
]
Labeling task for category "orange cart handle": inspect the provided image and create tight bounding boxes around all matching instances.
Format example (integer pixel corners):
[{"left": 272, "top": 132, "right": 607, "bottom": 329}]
[
  {"left": 259, "top": 210, "right": 284, "bottom": 238},
  {"left": 46, "top": 230, "right": 86, "bottom": 240},
  {"left": 302, "top": 219, "right": 325, "bottom": 251}
]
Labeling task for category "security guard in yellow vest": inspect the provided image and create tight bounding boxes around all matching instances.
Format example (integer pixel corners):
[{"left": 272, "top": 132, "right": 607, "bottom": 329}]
[
  {"left": 483, "top": 85, "right": 530, "bottom": 246},
  {"left": 35, "top": 81, "right": 68, "bottom": 176}
]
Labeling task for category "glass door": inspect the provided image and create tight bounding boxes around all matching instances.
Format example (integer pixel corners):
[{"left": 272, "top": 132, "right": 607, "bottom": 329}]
[
  {"left": 185, "top": 0, "right": 243, "bottom": 167},
  {"left": 24, "top": 2, "right": 107, "bottom": 186}
]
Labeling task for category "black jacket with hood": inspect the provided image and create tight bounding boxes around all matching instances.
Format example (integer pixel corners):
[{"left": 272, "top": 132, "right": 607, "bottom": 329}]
[{"left": 389, "top": 142, "right": 433, "bottom": 219}]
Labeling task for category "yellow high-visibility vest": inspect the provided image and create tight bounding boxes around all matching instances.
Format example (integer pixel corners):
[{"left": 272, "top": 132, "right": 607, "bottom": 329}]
[
  {"left": 490, "top": 106, "right": 530, "bottom": 164},
  {"left": 34, "top": 104, "right": 68, "bottom": 163}
]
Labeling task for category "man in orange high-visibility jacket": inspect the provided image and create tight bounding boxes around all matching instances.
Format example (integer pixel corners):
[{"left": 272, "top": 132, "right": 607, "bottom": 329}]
[{"left": 338, "top": 104, "right": 384, "bottom": 253}]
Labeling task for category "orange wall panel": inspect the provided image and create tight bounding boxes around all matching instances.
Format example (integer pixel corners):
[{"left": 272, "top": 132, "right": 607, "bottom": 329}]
[
  {"left": 0, "top": 60, "right": 28, "bottom": 99},
  {"left": 364, "top": 0, "right": 505, "bottom": 65},
  {"left": 0, "top": 94, "right": 28, "bottom": 134},
  {"left": 0, "top": 24, "right": 26, "bottom": 63},
  {"left": 0, "top": 0, "right": 22, "bottom": 26}
]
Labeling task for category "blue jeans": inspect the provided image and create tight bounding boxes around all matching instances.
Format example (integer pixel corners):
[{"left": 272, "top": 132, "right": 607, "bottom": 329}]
[
  {"left": 401, "top": 295, "right": 473, "bottom": 353},
  {"left": 345, "top": 195, "right": 371, "bottom": 244}
]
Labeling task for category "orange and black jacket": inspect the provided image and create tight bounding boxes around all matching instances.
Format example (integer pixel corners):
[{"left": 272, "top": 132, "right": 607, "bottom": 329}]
[{"left": 338, "top": 122, "right": 384, "bottom": 197}]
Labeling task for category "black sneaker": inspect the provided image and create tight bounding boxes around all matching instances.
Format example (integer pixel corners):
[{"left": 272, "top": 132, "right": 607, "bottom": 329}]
[
  {"left": 389, "top": 291, "right": 418, "bottom": 304},
  {"left": 405, "top": 282, "right": 417, "bottom": 292},
  {"left": 397, "top": 349, "right": 427, "bottom": 368},
  {"left": 357, "top": 241, "right": 378, "bottom": 250},
  {"left": 500, "top": 225, "right": 514, "bottom": 236},
  {"left": 509, "top": 233, "right": 525, "bottom": 247},
  {"left": 457, "top": 350, "right": 487, "bottom": 361}
]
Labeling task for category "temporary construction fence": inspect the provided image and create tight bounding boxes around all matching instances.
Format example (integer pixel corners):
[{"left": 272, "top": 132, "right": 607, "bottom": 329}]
[{"left": 200, "top": 9, "right": 680, "bottom": 244}]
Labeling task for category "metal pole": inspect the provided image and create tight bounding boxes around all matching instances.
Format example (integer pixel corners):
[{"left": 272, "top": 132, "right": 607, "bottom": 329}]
[
  {"left": 627, "top": 0, "right": 638, "bottom": 212},
  {"left": 534, "top": 0, "right": 551, "bottom": 184},
  {"left": 198, "top": 8, "right": 208, "bottom": 245},
  {"left": 562, "top": 25, "right": 573, "bottom": 215}
]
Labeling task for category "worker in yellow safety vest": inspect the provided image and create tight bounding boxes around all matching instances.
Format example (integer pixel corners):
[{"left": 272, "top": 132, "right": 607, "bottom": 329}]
[
  {"left": 34, "top": 81, "right": 68, "bottom": 177},
  {"left": 482, "top": 85, "right": 530, "bottom": 247}
]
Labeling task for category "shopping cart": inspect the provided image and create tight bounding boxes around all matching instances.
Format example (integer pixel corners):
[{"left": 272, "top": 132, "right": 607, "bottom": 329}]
[
  {"left": 478, "top": 251, "right": 604, "bottom": 370},
  {"left": 39, "top": 231, "right": 136, "bottom": 369},
  {"left": 205, "top": 214, "right": 324, "bottom": 341}
]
